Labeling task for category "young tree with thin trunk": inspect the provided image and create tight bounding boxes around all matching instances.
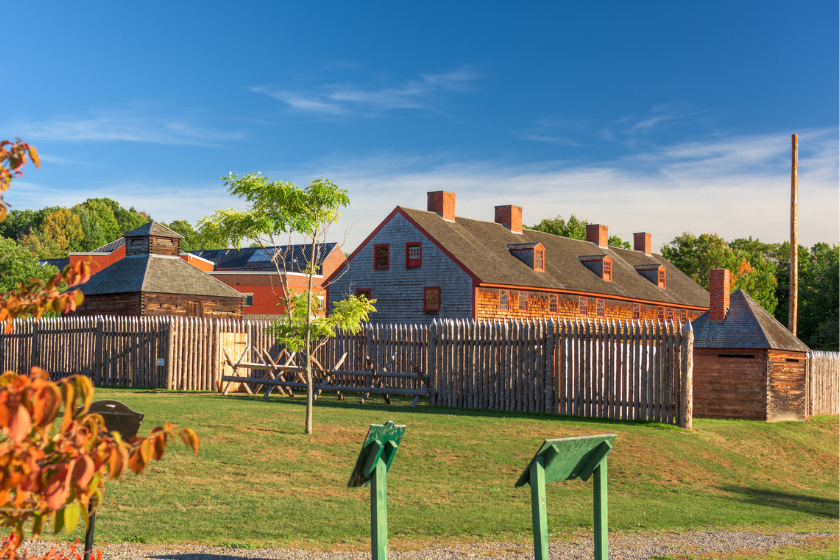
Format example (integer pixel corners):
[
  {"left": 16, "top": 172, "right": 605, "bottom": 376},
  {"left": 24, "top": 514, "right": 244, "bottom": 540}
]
[{"left": 200, "top": 173, "right": 375, "bottom": 434}]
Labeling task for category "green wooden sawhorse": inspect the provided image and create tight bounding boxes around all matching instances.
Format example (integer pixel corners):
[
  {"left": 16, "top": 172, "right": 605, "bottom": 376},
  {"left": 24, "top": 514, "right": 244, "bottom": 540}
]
[
  {"left": 515, "top": 434, "right": 617, "bottom": 560},
  {"left": 348, "top": 420, "right": 406, "bottom": 560}
]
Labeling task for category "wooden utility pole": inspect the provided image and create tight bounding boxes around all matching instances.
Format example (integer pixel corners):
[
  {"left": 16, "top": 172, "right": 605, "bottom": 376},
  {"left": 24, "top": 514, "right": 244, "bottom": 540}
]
[{"left": 789, "top": 134, "right": 798, "bottom": 335}]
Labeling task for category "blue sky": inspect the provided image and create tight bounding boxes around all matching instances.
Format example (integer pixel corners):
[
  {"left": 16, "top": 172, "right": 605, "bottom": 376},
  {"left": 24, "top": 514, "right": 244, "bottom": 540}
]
[{"left": 5, "top": 1, "right": 838, "bottom": 250}]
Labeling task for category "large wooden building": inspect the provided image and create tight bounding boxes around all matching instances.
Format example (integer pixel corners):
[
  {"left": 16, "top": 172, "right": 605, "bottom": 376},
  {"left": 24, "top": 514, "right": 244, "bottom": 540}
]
[
  {"left": 327, "top": 191, "right": 710, "bottom": 323},
  {"left": 692, "top": 269, "right": 810, "bottom": 421},
  {"left": 72, "top": 221, "right": 245, "bottom": 318}
]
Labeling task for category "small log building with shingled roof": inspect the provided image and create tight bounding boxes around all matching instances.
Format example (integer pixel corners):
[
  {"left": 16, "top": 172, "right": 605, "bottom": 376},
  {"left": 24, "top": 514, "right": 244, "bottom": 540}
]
[
  {"left": 326, "top": 191, "right": 710, "bottom": 324},
  {"left": 692, "top": 268, "right": 810, "bottom": 421},
  {"left": 71, "top": 221, "right": 244, "bottom": 318}
]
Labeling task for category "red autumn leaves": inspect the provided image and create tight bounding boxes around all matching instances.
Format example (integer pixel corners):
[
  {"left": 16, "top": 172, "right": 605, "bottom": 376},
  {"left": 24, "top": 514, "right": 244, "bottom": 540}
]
[
  {"left": 0, "top": 368, "right": 199, "bottom": 540},
  {"left": 0, "top": 140, "right": 39, "bottom": 222}
]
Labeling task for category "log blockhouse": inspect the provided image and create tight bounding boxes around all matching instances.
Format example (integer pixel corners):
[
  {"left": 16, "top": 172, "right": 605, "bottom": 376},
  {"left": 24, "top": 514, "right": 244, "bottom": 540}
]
[
  {"left": 71, "top": 221, "right": 244, "bottom": 318},
  {"left": 692, "top": 268, "right": 810, "bottom": 421}
]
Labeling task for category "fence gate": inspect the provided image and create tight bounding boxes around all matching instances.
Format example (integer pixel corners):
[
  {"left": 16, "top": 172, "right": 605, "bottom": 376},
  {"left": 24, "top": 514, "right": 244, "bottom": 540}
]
[{"left": 220, "top": 332, "right": 248, "bottom": 393}]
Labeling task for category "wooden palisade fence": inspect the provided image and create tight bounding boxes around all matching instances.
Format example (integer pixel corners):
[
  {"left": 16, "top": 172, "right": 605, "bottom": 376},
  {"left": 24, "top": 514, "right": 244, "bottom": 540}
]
[
  {"left": 429, "top": 318, "right": 695, "bottom": 428},
  {"left": 806, "top": 351, "right": 839, "bottom": 416},
  {"left": 0, "top": 316, "right": 707, "bottom": 427}
]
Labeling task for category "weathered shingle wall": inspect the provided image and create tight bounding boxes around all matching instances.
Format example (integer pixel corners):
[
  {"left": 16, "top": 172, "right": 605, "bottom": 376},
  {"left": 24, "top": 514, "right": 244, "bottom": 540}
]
[{"left": 328, "top": 213, "right": 473, "bottom": 324}]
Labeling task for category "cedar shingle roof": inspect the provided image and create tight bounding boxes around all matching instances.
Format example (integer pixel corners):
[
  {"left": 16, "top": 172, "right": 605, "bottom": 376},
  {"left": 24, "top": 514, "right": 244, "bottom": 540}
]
[
  {"left": 123, "top": 221, "right": 183, "bottom": 239},
  {"left": 76, "top": 255, "right": 243, "bottom": 299},
  {"left": 692, "top": 289, "right": 809, "bottom": 352},
  {"left": 399, "top": 207, "right": 709, "bottom": 308}
]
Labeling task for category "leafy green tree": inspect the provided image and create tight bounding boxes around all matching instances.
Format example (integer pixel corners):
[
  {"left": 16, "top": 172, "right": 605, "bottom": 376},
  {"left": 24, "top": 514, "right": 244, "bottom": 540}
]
[
  {"left": 73, "top": 199, "right": 122, "bottom": 246},
  {"left": 17, "top": 209, "right": 85, "bottom": 259},
  {"left": 793, "top": 243, "right": 839, "bottom": 350},
  {"left": 164, "top": 219, "right": 226, "bottom": 252},
  {"left": 529, "top": 214, "right": 630, "bottom": 248},
  {"left": 661, "top": 232, "right": 778, "bottom": 314},
  {"left": 0, "top": 239, "right": 58, "bottom": 293},
  {"left": 660, "top": 233, "right": 733, "bottom": 290},
  {"left": 200, "top": 173, "right": 376, "bottom": 435},
  {"left": 0, "top": 209, "right": 43, "bottom": 241}
]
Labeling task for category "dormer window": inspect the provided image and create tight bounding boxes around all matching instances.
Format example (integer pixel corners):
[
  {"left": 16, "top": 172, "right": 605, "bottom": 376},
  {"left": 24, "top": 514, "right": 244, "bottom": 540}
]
[
  {"left": 508, "top": 242, "right": 546, "bottom": 272},
  {"left": 578, "top": 255, "right": 612, "bottom": 282},
  {"left": 635, "top": 263, "right": 666, "bottom": 288}
]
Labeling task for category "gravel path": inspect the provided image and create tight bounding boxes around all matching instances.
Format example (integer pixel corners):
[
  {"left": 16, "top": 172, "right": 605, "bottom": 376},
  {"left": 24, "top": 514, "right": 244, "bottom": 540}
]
[{"left": 17, "top": 531, "right": 836, "bottom": 560}]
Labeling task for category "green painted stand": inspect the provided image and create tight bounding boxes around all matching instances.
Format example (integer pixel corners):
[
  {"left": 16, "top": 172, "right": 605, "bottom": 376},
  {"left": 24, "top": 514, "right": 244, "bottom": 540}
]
[
  {"left": 348, "top": 420, "right": 406, "bottom": 560},
  {"left": 515, "top": 434, "right": 617, "bottom": 560}
]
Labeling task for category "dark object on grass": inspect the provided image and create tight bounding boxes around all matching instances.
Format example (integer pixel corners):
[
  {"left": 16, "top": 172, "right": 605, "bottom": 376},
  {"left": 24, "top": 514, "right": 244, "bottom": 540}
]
[{"left": 81, "top": 401, "right": 144, "bottom": 560}]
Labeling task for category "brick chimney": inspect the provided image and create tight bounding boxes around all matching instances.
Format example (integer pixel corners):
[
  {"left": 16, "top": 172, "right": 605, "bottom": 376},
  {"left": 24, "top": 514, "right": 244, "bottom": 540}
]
[
  {"left": 634, "top": 232, "right": 651, "bottom": 255},
  {"left": 586, "top": 224, "right": 608, "bottom": 248},
  {"left": 427, "top": 191, "right": 455, "bottom": 221},
  {"left": 494, "top": 205, "right": 522, "bottom": 234},
  {"left": 709, "top": 268, "right": 731, "bottom": 322}
]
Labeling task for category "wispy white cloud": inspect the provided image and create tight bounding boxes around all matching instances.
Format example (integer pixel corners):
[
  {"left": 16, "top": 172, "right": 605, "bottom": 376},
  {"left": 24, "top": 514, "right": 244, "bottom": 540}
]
[
  {"left": 11, "top": 129, "right": 836, "bottom": 255},
  {"left": 252, "top": 66, "right": 482, "bottom": 115},
  {"left": 6, "top": 109, "right": 246, "bottom": 147},
  {"left": 529, "top": 104, "right": 709, "bottom": 146},
  {"left": 273, "top": 128, "right": 838, "bottom": 250}
]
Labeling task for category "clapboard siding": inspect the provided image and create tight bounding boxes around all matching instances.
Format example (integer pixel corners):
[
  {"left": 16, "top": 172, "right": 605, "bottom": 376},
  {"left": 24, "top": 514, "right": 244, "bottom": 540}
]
[{"left": 693, "top": 349, "right": 767, "bottom": 420}]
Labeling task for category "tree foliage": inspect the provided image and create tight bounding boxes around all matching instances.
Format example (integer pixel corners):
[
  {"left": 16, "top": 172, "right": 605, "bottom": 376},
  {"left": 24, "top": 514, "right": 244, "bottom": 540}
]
[
  {"left": 529, "top": 214, "right": 631, "bottom": 249},
  {"left": 164, "top": 220, "right": 225, "bottom": 252},
  {"left": 0, "top": 239, "right": 58, "bottom": 295},
  {"left": 200, "top": 173, "right": 374, "bottom": 435},
  {"left": 0, "top": 141, "right": 39, "bottom": 222},
  {"left": 0, "top": 139, "right": 200, "bottom": 559},
  {"left": 662, "top": 232, "right": 839, "bottom": 349},
  {"left": 0, "top": 199, "right": 150, "bottom": 258},
  {"left": 0, "top": 369, "right": 198, "bottom": 542}
]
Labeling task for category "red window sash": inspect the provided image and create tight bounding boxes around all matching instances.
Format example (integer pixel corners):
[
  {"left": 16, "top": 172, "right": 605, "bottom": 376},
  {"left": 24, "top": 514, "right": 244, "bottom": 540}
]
[
  {"left": 406, "top": 242, "right": 422, "bottom": 268},
  {"left": 356, "top": 288, "right": 372, "bottom": 299},
  {"left": 374, "top": 244, "right": 390, "bottom": 269}
]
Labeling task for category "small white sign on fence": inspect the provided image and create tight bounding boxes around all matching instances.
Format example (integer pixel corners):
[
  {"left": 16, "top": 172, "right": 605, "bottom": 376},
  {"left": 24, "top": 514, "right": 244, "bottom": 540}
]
[{"left": 157, "top": 358, "right": 165, "bottom": 367}]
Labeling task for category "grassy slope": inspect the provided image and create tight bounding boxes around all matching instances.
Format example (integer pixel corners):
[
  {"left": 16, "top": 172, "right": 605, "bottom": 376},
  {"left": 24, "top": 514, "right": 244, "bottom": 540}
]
[{"left": 57, "top": 389, "right": 839, "bottom": 547}]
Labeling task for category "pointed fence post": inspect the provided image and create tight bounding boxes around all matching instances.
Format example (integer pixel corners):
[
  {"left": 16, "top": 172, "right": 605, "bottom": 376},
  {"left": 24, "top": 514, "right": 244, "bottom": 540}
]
[{"left": 680, "top": 320, "right": 694, "bottom": 429}]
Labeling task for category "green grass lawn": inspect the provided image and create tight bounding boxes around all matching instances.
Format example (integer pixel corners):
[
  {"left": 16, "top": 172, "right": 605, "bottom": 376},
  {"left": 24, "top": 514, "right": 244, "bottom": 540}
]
[{"left": 51, "top": 388, "right": 839, "bottom": 548}]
